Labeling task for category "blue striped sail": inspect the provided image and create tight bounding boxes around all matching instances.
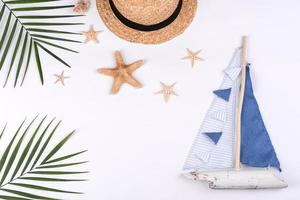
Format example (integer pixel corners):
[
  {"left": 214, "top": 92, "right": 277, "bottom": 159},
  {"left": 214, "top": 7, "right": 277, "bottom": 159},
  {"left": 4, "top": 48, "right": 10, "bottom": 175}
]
[{"left": 183, "top": 49, "right": 241, "bottom": 170}]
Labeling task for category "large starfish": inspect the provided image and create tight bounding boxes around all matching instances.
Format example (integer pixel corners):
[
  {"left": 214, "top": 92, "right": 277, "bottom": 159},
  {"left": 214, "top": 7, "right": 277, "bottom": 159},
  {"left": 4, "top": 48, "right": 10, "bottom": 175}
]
[{"left": 98, "top": 51, "right": 144, "bottom": 94}]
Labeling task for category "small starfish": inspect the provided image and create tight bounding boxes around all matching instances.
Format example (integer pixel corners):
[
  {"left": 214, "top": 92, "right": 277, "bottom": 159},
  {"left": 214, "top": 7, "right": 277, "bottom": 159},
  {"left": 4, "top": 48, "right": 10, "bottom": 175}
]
[
  {"left": 98, "top": 51, "right": 144, "bottom": 94},
  {"left": 73, "top": 0, "right": 90, "bottom": 14},
  {"left": 54, "top": 71, "right": 70, "bottom": 86},
  {"left": 155, "top": 82, "right": 178, "bottom": 103},
  {"left": 82, "top": 25, "right": 102, "bottom": 43},
  {"left": 182, "top": 48, "right": 204, "bottom": 67}
]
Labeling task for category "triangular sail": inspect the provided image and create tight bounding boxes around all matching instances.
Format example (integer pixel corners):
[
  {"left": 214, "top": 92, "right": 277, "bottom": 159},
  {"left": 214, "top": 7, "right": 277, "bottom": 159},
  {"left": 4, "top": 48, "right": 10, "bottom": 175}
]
[
  {"left": 213, "top": 88, "right": 232, "bottom": 102},
  {"left": 183, "top": 49, "right": 241, "bottom": 170},
  {"left": 182, "top": 38, "right": 287, "bottom": 189},
  {"left": 203, "top": 132, "right": 222, "bottom": 144},
  {"left": 240, "top": 65, "right": 281, "bottom": 171}
]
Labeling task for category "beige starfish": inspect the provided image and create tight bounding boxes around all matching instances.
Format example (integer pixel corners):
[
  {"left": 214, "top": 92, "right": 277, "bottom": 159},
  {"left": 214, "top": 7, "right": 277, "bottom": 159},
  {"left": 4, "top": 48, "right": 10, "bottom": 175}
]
[
  {"left": 98, "top": 51, "right": 144, "bottom": 94},
  {"left": 54, "top": 71, "right": 70, "bottom": 86},
  {"left": 73, "top": 0, "right": 90, "bottom": 14},
  {"left": 182, "top": 48, "right": 204, "bottom": 67},
  {"left": 155, "top": 82, "right": 178, "bottom": 103},
  {"left": 82, "top": 25, "right": 102, "bottom": 43}
]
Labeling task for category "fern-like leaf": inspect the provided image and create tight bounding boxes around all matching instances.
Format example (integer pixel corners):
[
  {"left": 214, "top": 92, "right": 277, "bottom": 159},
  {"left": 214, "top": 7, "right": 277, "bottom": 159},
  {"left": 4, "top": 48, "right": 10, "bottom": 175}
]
[
  {"left": 0, "top": 116, "right": 88, "bottom": 199},
  {"left": 0, "top": 0, "right": 84, "bottom": 87}
]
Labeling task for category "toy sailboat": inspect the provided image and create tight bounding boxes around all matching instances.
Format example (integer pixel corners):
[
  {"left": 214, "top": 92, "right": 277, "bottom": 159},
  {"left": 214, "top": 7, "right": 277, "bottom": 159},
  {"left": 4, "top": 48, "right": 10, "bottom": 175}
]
[{"left": 182, "top": 36, "right": 287, "bottom": 189}]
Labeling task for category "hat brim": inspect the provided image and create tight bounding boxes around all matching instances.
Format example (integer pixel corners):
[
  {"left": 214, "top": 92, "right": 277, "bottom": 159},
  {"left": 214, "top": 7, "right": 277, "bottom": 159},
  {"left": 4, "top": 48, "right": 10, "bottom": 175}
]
[{"left": 96, "top": 0, "right": 197, "bottom": 44}]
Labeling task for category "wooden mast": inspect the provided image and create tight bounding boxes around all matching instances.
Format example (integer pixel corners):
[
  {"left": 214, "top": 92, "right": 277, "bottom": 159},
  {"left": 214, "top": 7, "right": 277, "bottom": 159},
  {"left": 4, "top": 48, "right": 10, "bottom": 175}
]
[{"left": 234, "top": 36, "right": 248, "bottom": 169}]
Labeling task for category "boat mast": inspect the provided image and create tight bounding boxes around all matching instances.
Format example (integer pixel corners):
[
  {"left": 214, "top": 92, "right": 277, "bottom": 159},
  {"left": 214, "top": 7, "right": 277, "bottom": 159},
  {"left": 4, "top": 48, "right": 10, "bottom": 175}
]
[{"left": 234, "top": 36, "right": 248, "bottom": 169}]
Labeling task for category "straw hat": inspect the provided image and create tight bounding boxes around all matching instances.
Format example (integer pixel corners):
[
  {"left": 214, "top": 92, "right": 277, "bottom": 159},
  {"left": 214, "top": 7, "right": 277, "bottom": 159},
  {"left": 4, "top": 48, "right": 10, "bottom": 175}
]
[{"left": 96, "top": 0, "right": 197, "bottom": 44}]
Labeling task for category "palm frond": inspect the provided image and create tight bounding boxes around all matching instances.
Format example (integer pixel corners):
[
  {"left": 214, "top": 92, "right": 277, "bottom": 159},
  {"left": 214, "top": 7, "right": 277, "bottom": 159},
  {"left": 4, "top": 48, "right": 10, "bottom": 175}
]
[
  {"left": 18, "top": 15, "right": 84, "bottom": 19},
  {"left": 5, "top": 0, "right": 61, "bottom": 4},
  {"left": 0, "top": 0, "right": 84, "bottom": 87},
  {"left": 0, "top": 116, "right": 88, "bottom": 199},
  {"left": 11, "top": 5, "right": 74, "bottom": 12},
  {"left": 0, "top": 123, "right": 6, "bottom": 140}
]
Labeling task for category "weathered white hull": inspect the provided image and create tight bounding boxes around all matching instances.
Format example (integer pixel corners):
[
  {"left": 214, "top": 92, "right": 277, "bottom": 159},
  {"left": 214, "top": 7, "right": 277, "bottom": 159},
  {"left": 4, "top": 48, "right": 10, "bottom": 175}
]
[{"left": 182, "top": 168, "right": 288, "bottom": 189}]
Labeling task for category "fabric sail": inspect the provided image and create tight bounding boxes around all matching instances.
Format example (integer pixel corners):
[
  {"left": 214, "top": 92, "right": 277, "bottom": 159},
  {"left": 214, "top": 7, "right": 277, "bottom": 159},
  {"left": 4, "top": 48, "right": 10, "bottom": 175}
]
[
  {"left": 183, "top": 49, "right": 241, "bottom": 171},
  {"left": 240, "top": 65, "right": 281, "bottom": 171}
]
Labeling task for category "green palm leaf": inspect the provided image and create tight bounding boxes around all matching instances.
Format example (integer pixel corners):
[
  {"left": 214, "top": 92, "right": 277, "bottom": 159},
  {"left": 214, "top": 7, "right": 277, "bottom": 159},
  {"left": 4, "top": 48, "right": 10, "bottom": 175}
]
[
  {"left": 20, "top": 177, "right": 87, "bottom": 182},
  {"left": 11, "top": 5, "right": 74, "bottom": 11},
  {"left": 27, "top": 28, "right": 82, "bottom": 35},
  {"left": 0, "top": 118, "right": 26, "bottom": 172},
  {"left": 10, "top": 183, "right": 82, "bottom": 194},
  {"left": 45, "top": 150, "right": 87, "bottom": 164},
  {"left": 0, "top": 116, "right": 37, "bottom": 185},
  {"left": 4, "top": 27, "right": 24, "bottom": 87},
  {"left": 18, "top": 15, "right": 84, "bottom": 19},
  {"left": 0, "top": 195, "right": 31, "bottom": 200},
  {"left": 21, "top": 38, "right": 33, "bottom": 86},
  {"left": 0, "top": 123, "right": 6, "bottom": 140},
  {"left": 0, "top": 0, "right": 84, "bottom": 87},
  {"left": 37, "top": 161, "right": 88, "bottom": 169},
  {"left": 0, "top": 19, "right": 18, "bottom": 71},
  {"left": 0, "top": 12, "right": 12, "bottom": 51},
  {"left": 6, "top": 0, "right": 61, "bottom": 4},
  {"left": 34, "top": 38, "right": 79, "bottom": 53},
  {"left": 11, "top": 115, "right": 46, "bottom": 180},
  {"left": 33, "top": 41, "right": 44, "bottom": 84},
  {"left": 14, "top": 32, "right": 28, "bottom": 87},
  {"left": 1, "top": 189, "right": 59, "bottom": 200},
  {"left": 0, "top": 116, "right": 88, "bottom": 199},
  {"left": 32, "top": 34, "right": 81, "bottom": 43},
  {"left": 23, "top": 22, "right": 84, "bottom": 26},
  {"left": 0, "top": 6, "right": 5, "bottom": 22}
]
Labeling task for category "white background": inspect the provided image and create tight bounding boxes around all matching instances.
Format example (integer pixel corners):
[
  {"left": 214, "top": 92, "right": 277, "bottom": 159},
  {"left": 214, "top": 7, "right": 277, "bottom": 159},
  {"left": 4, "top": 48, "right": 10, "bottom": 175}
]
[{"left": 1, "top": 0, "right": 300, "bottom": 199}]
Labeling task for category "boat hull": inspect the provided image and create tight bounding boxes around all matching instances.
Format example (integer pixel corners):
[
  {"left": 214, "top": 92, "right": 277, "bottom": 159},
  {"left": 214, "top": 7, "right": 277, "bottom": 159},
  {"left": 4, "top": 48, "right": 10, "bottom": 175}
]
[{"left": 182, "top": 168, "right": 288, "bottom": 189}]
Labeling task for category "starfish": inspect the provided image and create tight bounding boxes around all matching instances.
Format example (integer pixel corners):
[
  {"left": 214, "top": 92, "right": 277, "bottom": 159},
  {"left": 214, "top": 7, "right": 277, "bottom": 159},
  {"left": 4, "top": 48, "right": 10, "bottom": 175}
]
[
  {"left": 82, "top": 25, "right": 102, "bottom": 43},
  {"left": 182, "top": 48, "right": 204, "bottom": 67},
  {"left": 73, "top": 0, "right": 90, "bottom": 14},
  {"left": 54, "top": 71, "right": 70, "bottom": 86},
  {"left": 98, "top": 51, "right": 144, "bottom": 94},
  {"left": 155, "top": 82, "right": 178, "bottom": 103}
]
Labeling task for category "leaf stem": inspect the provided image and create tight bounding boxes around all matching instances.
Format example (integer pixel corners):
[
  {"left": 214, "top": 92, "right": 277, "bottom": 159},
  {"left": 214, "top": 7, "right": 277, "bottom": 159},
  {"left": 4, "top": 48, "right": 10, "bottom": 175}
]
[
  {"left": 0, "top": 0, "right": 31, "bottom": 37},
  {"left": 0, "top": 165, "right": 37, "bottom": 189},
  {"left": 0, "top": 0, "right": 80, "bottom": 86}
]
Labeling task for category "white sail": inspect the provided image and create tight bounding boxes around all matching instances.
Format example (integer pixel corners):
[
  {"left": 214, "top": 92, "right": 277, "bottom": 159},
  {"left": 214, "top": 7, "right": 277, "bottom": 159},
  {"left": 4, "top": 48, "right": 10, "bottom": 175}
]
[{"left": 183, "top": 49, "right": 241, "bottom": 171}]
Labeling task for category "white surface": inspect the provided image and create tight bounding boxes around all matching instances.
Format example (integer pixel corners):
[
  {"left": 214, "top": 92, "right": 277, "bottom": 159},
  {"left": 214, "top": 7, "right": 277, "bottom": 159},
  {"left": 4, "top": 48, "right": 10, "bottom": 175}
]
[{"left": 1, "top": 0, "right": 300, "bottom": 199}]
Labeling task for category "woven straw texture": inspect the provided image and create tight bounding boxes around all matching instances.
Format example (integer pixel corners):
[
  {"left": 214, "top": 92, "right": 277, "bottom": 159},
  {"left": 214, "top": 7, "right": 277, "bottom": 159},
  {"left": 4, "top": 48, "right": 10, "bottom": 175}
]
[{"left": 96, "top": 0, "right": 197, "bottom": 44}]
